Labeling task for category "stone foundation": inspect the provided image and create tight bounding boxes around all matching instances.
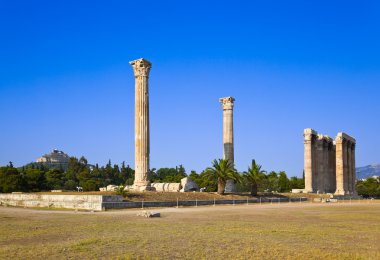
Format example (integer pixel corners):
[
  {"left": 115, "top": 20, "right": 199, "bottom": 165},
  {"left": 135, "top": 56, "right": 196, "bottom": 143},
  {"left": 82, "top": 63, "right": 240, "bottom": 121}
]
[{"left": 0, "top": 193, "right": 123, "bottom": 211}]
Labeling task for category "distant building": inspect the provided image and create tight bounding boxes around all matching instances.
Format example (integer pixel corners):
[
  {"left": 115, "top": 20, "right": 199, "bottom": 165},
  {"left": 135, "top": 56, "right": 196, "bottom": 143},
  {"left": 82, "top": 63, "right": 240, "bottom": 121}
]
[{"left": 36, "top": 149, "right": 70, "bottom": 171}]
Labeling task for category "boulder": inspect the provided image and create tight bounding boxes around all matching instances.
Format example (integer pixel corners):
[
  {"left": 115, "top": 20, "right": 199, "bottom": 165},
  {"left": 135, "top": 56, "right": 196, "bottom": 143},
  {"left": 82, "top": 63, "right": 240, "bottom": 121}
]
[
  {"left": 137, "top": 211, "right": 161, "bottom": 218},
  {"left": 180, "top": 177, "right": 199, "bottom": 192},
  {"left": 106, "top": 185, "right": 118, "bottom": 192}
]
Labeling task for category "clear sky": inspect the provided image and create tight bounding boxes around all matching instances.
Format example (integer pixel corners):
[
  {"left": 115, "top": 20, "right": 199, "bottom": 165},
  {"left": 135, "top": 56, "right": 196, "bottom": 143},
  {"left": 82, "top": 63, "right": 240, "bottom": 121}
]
[{"left": 1, "top": 0, "right": 379, "bottom": 177}]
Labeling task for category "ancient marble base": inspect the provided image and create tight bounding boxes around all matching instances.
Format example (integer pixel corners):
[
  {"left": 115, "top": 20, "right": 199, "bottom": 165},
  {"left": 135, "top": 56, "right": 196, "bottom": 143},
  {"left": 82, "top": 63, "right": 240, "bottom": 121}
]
[{"left": 124, "top": 185, "right": 156, "bottom": 192}]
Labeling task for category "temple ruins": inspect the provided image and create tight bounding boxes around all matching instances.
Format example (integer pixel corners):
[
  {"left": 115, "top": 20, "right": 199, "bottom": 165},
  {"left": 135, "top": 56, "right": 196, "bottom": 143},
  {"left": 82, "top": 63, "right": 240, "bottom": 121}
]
[
  {"left": 220, "top": 97, "right": 236, "bottom": 192},
  {"left": 303, "top": 129, "right": 356, "bottom": 195}
]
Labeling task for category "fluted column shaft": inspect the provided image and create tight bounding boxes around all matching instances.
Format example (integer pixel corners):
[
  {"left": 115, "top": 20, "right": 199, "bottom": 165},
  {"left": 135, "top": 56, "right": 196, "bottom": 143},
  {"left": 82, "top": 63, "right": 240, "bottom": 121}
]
[
  {"left": 220, "top": 97, "right": 235, "bottom": 193},
  {"left": 335, "top": 137, "right": 345, "bottom": 195},
  {"left": 130, "top": 58, "right": 152, "bottom": 191},
  {"left": 223, "top": 109, "right": 234, "bottom": 162},
  {"left": 304, "top": 130, "right": 315, "bottom": 193},
  {"left": 316, "top": 138, "right": 325, "bottom": 193},
  {"left": 347, "top": 142, "right": 352, "bottom": 194},
  {"left": 351, "top": 144, "right": 356, "bottom": 195},
  {"left": 343, "top": 141, "right": 349, "bottom": 194}
]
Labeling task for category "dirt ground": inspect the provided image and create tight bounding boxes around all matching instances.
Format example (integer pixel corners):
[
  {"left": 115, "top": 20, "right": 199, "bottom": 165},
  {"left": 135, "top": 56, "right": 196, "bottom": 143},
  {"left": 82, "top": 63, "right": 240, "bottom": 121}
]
[{"left": 1, "top": 202, "right": 379, "bottom": 259}]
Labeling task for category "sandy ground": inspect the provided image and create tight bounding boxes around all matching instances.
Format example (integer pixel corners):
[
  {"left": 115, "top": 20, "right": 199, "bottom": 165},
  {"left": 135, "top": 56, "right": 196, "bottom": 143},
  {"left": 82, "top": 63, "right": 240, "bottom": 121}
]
[{"left": 1, "top": 201, "right": 379, "bottom": 259}]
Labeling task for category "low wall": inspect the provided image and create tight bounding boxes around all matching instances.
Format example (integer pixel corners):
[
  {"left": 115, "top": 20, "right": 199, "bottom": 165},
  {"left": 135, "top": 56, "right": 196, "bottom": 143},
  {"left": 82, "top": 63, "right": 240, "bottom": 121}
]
[
  {"left": 0, "top": 193, "right": 123, "bottom": 211},
  {"left": 0, "top": 193, "right": 308, "bottom": 211}
]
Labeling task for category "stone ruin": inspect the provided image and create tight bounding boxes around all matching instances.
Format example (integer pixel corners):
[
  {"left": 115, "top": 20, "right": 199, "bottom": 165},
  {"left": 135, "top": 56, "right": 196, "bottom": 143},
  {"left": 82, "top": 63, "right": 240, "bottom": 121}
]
[
  {"left": 151, "top": 177, "right": 199, "bottom": 192},
  {"left": 303, "top": 129, "right": 357, "bottom": 196}
]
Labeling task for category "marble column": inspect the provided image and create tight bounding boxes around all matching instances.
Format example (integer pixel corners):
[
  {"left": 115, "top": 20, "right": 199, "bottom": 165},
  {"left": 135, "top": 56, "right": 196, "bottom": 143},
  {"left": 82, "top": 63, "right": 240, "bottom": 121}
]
[
  {"left": 323, "top": 138, "right": 330, "bottom": 193},
  {"left": 220, "top": 97, "right": 235, "bottom": 193},
  {"left": 343, "top": 140, "right": 349, "bottom": 194},
  {"left": 304, "top": 129, "right": 316, "bottom": 193},
  {"left": 130, "top": 58, "right": 153, "bottom": 191},
  {"left": 316, "top": 136, "right": 324, "bottom": 193},
  {"left": 335, "top": 134, "right": 345, "bottom": 195},
  {"left": 347, "top": 142, "right": 352, "bottom": 195},
  {"left": 351, "top": 143, "right": 357, "bottom": 195},
  {"left": 329, "top": 142, "right": 336, "bottom": 193}
]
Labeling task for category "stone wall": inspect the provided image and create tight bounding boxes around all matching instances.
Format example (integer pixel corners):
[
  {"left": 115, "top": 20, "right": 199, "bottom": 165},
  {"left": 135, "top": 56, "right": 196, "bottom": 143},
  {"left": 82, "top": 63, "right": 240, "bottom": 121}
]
[{"left": 0, "top": 194, "right": 123, "bottom": 211}]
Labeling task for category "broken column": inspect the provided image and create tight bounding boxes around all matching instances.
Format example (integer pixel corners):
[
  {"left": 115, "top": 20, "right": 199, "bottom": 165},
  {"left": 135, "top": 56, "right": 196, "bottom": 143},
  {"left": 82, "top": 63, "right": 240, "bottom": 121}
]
[
  {"left": 220, "top": 97, "right": 236, "bottom": 193},
  {"left": 130, "top": 58, "right": 153, "bottom": 191}
]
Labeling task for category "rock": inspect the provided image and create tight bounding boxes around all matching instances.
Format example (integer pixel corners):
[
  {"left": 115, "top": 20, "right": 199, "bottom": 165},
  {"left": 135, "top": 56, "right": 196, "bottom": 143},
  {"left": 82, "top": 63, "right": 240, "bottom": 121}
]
[
  {"left": 106, "top": 185, "right": 118, "bottom": 192},
  {"left": 137, "top": 211, "right": 161, "bottom": 218},
  {"left": 180, "top": 177, "right": 199, "bottom": 192}
]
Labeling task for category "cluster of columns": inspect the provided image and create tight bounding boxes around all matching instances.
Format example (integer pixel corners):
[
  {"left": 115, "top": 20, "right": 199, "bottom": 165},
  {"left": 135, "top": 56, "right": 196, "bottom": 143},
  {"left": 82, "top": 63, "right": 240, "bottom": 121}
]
[
  {"left": 128, "top": 58, "right": 358, "bottom": 196},
  {"left": 304, "top": 129, "right": 356, "bottom": 196},
  {"left": 304, "top": 129, "right": 336, "bottom": 193},
  {"left": 220, "top": 97, "right": 236, "bottom": 193},
  {"left": 129, "top": 58, "right": 239, "bottom": 193}
]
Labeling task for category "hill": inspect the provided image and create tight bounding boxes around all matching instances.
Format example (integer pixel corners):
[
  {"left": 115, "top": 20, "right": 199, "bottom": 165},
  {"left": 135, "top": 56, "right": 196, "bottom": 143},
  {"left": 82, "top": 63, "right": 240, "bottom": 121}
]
[{"left": 357, "top": 164, "right": 380, "bottom": 180}]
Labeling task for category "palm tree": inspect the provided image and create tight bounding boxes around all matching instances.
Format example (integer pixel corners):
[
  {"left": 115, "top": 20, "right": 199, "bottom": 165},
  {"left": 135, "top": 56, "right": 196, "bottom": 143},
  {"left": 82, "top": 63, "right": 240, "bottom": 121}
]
[
  {"left": 205, "top": 159, "right": 240, "bottom": 195},
  {"left": 243, "top": 159, "right": 266, "bottom": 196}
]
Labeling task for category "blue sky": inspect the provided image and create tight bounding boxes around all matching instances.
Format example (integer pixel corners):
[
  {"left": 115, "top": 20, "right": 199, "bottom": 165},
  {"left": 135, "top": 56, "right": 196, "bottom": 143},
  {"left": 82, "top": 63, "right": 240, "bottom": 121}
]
[{"left": 1, "top": 0, "right": 379, "bottom": 177}]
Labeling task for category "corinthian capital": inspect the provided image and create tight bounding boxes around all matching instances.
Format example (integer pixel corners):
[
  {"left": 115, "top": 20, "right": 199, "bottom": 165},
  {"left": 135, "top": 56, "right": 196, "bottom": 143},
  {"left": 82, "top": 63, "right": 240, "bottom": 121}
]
[
  {"left": 130, "top": 58, "right": 152, "bottom": 77},
  {"left": 219, "top": 96, "right": 235, "bottom": 110},
  {"left": 303, "top": 128, "right": 317, "bottom": 142}
]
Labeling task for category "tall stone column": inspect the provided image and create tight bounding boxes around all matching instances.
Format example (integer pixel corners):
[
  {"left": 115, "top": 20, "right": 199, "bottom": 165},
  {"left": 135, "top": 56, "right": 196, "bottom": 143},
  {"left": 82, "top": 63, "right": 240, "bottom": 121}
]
[
  {"left": 335, "top": 134, "right": 345, "bottom": 195},
  {"left": 347, "top": 142, "right": 352, "bottom": 195},
  {"left": 343, "top": 140, "right": 349, "bottom": 194},
  {"left": 304, "top": 129, "right": 316, "bottom": 193},
  {"left": 220, "top": 97, "right": 235, "bottom": 193},
  {"left": 130, "top": 58, "right": 153, "bottom": 191},
  {"left": 351, "top": 143, "right": 357, "bottom": 195},
  {"left": 316, "top": 135, "right": 325, "bottom": 193},
  {"left": 329, "top": 142, "right": 336, "bottom": 193},
  {"left": 323, "top": 137, "right": 330, "bottom": 193}
]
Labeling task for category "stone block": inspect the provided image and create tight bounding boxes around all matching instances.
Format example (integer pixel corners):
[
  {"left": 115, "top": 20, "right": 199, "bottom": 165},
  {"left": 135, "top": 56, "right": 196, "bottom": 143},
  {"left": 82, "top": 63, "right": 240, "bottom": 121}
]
[{"left": 180, "top": 177, "right": 199, "bottom": 192}]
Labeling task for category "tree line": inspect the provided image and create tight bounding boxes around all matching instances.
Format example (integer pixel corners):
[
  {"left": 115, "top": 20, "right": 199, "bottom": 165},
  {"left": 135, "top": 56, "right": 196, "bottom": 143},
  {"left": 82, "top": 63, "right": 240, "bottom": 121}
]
[
  {"left": 356, "top": 177, "right": 380, "bottom": 198},
  {"left": 0, "top": 157, "right": 305, "bottom": 194}
]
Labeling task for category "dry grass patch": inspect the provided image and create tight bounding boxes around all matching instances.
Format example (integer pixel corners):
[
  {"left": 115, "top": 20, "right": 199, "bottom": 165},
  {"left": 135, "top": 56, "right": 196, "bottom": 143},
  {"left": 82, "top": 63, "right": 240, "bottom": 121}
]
[{"left": 1, "top": 203, "right": 379, "bottom": 259}]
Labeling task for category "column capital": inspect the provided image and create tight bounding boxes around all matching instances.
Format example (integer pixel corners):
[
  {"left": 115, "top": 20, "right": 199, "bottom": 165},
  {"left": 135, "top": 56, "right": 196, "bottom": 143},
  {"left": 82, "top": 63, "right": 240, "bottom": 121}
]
[
  {"left": 336, "top": 132, "right": 356, "bottom": 144},
  {"left": 130, "top": 58, "right": 152, "bottom": 77},
  {"left": 219, "top": 97, "right": 235, "bottom": 110},
  {"left": 303, "top": 128, "right": 317, "bottom": 140}
]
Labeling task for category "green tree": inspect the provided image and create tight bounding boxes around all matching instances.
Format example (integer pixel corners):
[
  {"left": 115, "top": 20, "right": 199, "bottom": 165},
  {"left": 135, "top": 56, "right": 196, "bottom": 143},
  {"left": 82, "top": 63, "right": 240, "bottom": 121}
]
[
  {"left": 23, "top": 168, "right": 45, "bottom": 191},
  {"left": 64, "top": 180, "right": 77, "bottom": 191},
  {"left": 45, "top": 169, "right": 64, "bottom": 190},
  {"left": 356, "top": 177, "right": 380, "bottom": 198},
  {"left": 204, "top": 159, "right": 239, "bottom": 195},
  {"left": 278, "top": 171, "right": 290, "bottom": 192},
  {"left": 152, "top": 167, "right": 187, "bottom": 183},
  {"left": 0, "top": 167, "right": 23, "bottom": 192},
  {"left": 265, "top": 171, "right": 279, "bottom": 192},
  {"left": 289, "top": 176, "right": 304, "bottom": 190},
  {"left": 243, "top": 159, "right": 266, "bottom": 196},
  {"left": 82, "top": 179, "right": 100, "bottom": 191},
  {"left": 121, "top": 162, "right": 134, "bottom": 185}
]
